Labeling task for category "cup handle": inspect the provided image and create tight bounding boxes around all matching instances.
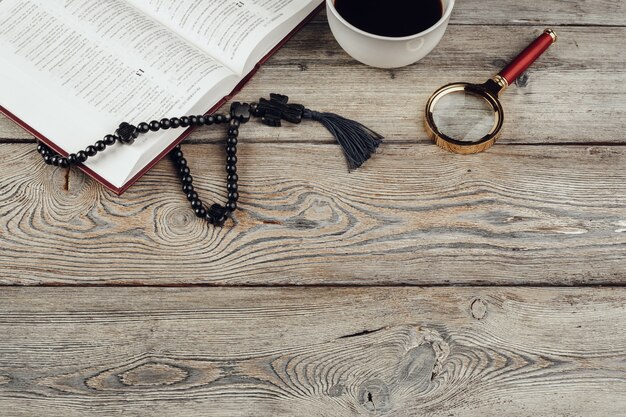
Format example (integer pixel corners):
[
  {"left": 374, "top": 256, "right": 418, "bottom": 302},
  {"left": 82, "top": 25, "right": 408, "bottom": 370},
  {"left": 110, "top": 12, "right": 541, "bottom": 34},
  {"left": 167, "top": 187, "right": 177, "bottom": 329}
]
[{"left": 407, "top": 37, "right": 425, "bottom": 51}]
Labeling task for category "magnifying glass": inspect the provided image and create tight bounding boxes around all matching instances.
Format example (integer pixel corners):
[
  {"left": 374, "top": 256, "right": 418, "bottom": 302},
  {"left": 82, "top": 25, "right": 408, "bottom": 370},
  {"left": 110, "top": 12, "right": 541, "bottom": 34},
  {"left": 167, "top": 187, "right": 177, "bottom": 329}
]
[{"left": 425, "top": 28, "right": 557, "bottom": 154}]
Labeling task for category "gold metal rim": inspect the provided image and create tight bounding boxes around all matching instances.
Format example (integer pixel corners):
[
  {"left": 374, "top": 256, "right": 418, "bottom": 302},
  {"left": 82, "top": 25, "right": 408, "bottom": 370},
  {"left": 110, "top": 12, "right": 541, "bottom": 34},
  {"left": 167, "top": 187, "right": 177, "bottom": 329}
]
[
  {"left": 424, "top": 83, "right": 504, "bottom": 154},
  {"left": 544, "top": 28, "right": 557, "bottom": 42},
  {"left": 492, "top": 74, "right": 509, "bottom": 92}
]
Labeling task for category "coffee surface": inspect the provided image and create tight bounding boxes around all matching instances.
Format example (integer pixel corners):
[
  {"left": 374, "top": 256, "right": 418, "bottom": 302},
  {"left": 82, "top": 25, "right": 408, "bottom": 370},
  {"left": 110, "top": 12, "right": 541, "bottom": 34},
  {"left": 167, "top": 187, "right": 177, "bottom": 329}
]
[{"left": 334, "top": 0, "right": 443, "bottom": 38}]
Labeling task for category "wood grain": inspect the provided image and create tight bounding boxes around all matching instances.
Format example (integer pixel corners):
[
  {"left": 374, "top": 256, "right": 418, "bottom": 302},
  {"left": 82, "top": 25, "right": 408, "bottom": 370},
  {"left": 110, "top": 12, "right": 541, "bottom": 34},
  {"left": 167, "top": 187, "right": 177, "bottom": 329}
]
[
  {"left": 2, "top": 25, "right": 625, "bottom": 144},
  {"left": 0, "top": 287, "right": 624, "bottom": 416},
  {"left": 449, "top": 0, "right": 626, "bottom": 26},
  {"left": 0, "top": 142, "right": 624, "bottom": 285}
]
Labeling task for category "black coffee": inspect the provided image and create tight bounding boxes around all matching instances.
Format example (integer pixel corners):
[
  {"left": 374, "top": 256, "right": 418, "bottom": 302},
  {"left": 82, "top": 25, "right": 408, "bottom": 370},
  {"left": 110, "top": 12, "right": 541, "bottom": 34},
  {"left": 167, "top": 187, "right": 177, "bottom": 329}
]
[{"left": 334, "top": 0, "right": 443, "bottom": 38}]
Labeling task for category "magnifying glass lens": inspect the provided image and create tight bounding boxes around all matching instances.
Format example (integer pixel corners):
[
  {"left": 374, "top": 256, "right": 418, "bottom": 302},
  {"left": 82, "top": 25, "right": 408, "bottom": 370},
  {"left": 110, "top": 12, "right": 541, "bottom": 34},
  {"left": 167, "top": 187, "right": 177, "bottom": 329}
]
[{"left": 431, "top": 91, "right": 497, "bottom": 142}]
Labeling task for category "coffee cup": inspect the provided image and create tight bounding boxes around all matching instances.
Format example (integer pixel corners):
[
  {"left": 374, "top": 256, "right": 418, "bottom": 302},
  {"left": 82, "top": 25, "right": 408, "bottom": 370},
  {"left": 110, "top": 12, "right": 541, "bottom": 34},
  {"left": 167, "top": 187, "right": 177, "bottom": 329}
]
[{"left": 326, "top": 0, "right": 455, "bottom": 68}]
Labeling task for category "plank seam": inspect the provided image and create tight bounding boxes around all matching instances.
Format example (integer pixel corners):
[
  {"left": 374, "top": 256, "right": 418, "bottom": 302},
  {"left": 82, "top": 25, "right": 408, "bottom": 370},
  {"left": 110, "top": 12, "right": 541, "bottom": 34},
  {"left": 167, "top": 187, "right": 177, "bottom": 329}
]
[{"left": 1, "top": 283, "right": 625, "bottom": 288}]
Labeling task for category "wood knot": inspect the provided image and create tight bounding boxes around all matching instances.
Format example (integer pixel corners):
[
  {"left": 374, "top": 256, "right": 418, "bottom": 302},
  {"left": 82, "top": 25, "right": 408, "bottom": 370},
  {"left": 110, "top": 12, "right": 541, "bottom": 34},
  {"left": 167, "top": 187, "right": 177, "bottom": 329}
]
[
  {"left": 515, "top": 71, "right": 530, "bottom": 88},
  {"left": 0, "top": 375, "right": 11, "bottom": 385},
  {"left": 119, "top": 363, "right": 188, "bottom": 387},
  {"left": 168, "top": 206, "right": 195, "bottom": 228},
  {"left": 492, "top": 58, "right": 508, "bottom": 69},
  {"left": 358, "top": 379, "right": 391, "bottom": 412},
  {"left": 471, "top": 298, "right": 487, "bottom": 320}
]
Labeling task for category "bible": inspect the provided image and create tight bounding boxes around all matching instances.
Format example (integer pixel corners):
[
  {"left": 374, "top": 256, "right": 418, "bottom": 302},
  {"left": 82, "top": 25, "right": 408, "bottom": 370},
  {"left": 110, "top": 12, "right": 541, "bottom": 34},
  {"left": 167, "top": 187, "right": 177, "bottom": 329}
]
[{"left": 0, "top": 0, "right": 323, "bottom": 194}]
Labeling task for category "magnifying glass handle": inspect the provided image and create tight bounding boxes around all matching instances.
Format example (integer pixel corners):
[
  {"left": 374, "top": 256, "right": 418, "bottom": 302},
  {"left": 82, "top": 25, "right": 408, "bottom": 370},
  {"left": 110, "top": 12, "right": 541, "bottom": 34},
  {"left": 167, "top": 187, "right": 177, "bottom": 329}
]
[{"left": 498, "top": 28, "right": 557, "bottom": 86}]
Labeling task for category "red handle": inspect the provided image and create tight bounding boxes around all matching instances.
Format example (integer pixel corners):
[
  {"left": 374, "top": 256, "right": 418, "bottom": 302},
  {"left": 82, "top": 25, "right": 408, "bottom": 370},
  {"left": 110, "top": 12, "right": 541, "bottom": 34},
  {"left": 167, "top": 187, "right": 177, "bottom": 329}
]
[{"left": 499, "top": 29, "right": 557, "bottom": 85}]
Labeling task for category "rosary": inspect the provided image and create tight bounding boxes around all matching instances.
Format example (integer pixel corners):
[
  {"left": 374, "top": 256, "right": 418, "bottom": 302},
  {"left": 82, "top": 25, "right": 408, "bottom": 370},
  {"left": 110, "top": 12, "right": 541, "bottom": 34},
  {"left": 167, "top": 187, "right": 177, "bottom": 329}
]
[{"left": 35, "top": 94, "right": 383, "bottom": 227}]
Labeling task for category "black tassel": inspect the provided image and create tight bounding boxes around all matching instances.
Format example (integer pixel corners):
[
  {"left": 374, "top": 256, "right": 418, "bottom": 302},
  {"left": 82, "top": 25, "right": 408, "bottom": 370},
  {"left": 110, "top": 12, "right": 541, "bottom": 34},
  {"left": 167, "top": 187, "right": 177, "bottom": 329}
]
[
  {"left": 255, "top": 94, "right": 383, "bottom": 170},
  {"left": 302, "top": 108, "right": 383, "bottom": 171}
]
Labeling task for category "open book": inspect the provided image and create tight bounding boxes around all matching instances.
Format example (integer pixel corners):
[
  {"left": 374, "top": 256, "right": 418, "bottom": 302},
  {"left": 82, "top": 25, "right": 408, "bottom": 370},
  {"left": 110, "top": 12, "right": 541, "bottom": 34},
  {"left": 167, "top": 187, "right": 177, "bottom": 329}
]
[{"left": 0, "top": 0, "right": 323, "bottom": 193}]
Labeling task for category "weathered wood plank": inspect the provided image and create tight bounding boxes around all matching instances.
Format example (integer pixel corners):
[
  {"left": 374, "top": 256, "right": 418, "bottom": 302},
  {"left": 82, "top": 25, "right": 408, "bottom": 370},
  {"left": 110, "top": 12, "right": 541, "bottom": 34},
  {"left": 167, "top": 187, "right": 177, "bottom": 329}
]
[
  {"left": 408, "top": 0, "right": 626, "bottom": 26},
  {"left": 2, "top": 26, "right": 625, "bottom": 144},
  {"left": 0, "top": 287, "right": 624, "bottom": 416},
  {"left": 1, "top": 143, "right": 624, "bottom": 285}
]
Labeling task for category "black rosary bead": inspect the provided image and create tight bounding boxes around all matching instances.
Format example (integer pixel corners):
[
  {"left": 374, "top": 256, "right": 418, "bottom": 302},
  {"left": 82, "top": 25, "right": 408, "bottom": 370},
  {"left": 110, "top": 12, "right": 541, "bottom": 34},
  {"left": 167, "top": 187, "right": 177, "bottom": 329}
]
[
  {"left": 226, "top": 146, "right": 237, "bottom": 156},
  {"left": 103, "top": 135, "right": 117, "bottom": 145},
  {"left": 189, "top": 116, "right": 198, "bottom": 126},
  {"left": 197, "top": 115, "right": 205, "bottom": 125},
  {"left": 149, "top": 121, "right": 161, "bottom": 132},
  {"left": 226, "top": 164, "right": 237, "bottom": 174},
  {"left": 205, "top": 116, "right": 214, "bottom": 125},
  {"left": 186, "top": 191, "right": 198, "bottom": 202},
  {"left": 117, "top": 123, "right": 137, "bottom": 144},
  {"left": 37, "top": 144, "right": 47, "bottom": 155},
  {"left": 68, "top": 153, "right": 78, "bottom": 164},
  {"left": 231, "top": 102, "right": 251, "bottom": 123},
  {"left": 160, "top": 118, "right": 171, "bottom": 129},
  {"left": 95, "top": 140, "right": 107, "bottom": 151},
  {"left": 223, "top": 114, "right": 231, "bottom": 122},
  {"left": 170, "top": 149, "right": 183, "bottom": 161},
  {"left": 76, "top": 151, "right": 87, "bottom": 163},
  {"left": 215, "top": 114, "right": 224, "bottom": 123},
  {"left": 228, "top": 128, "right": 239, "bottom": 136},
  {"left": 182, "top": 183, "right": 194, "bottom": 193},
  {"left": 179, "top": 166, "right": 190, "bottom": 176},
  {"left": 58, "top": 158, "right": 69, "bottom": 168},
  {"left": 137, "top": 122, "right": 150, "bottom": 133},
  {"left": 170, "top": 118, "right": 181, "bottom": 128},
  {"left": 176, "top": 158, "right": 187, "bottom": 168},
  {"left": 50, "top": 155, "right": 60, "bottom": 166},
  {"left": 227, "top": 137, "right": 238, "bottom": 146},
  {"left": 227, "top": 173, "right": 238, "bottom": 183},
  {"left": 181, "top": 175, "right": 193, "bottom": 184},
  {"left": 195, "top": 207, "right": 207, "bottom": 218},
  {"left": 226, "top": 155, "right": 237, "bottom": 165},
  {"left": 226, "top": 201, "right": 237, "bottom": 211},
  {"left": 226, "top": 182, "right": 238, "bottom": 192},
  {"left": 228, "top": 192, "right": 239, "bottom": 202},
  {"left": 180, "top": 116, "right": 190, "bottom": 127},
  {"left": 43, "top": 154, "right": 52, "bottom": 165},
  {"left": 208, "top": 204, "right": 228, "bottom": 226},
  {"left": 85, "top": 146, "right": 97, "bottom": 157}
]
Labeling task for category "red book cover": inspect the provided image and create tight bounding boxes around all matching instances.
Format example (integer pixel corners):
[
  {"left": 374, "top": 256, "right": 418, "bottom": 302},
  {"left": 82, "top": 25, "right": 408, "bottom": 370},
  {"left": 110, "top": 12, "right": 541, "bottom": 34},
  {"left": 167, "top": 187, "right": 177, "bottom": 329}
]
[{"left": 0, "top": 3, "right": 323, "bottom": 195}]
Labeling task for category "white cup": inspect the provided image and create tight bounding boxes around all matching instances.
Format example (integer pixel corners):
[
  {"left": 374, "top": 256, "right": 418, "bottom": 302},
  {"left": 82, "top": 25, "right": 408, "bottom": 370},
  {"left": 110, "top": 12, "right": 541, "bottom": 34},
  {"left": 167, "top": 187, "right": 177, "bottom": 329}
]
[{"left": 326, "top": 0, "right": 455, "bottom": 68}]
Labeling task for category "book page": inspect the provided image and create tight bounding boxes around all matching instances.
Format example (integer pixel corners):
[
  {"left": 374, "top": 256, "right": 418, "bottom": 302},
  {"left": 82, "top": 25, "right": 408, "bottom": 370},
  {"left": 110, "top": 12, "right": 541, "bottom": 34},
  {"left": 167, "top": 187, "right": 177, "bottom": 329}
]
[
  {"left": 127, "top": 0, "right": 322, "bottom": 75},
  {"left": 0, "top": 0, "right": 237, "bottom": 188}
]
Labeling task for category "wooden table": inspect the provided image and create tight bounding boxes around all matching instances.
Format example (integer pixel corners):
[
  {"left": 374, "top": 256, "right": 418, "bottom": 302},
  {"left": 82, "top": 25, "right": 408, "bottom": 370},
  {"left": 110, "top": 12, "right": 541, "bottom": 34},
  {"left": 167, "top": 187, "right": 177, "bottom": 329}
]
[{"left": 1, "top": 1, "right": 625, "bottom": 415}]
